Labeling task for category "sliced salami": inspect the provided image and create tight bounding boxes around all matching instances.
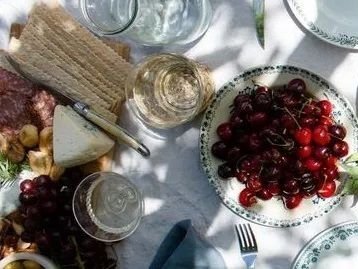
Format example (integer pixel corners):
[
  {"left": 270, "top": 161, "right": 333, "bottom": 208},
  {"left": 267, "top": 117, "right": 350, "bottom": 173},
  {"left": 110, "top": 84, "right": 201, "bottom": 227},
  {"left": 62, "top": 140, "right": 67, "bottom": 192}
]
[{"left": 0, "top": 67, "right": 56, "bottom": 137}]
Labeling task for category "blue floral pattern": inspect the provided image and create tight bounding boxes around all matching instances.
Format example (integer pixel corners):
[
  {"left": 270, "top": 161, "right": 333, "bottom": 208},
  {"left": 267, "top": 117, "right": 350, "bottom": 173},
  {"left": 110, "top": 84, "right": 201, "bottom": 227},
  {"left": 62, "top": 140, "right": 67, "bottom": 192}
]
[
  {"left": 287, "top": 0, "right": 358, "bottom": 49},
  {"left": 292, "top": 221, "right": 358, "bottom": 268}
]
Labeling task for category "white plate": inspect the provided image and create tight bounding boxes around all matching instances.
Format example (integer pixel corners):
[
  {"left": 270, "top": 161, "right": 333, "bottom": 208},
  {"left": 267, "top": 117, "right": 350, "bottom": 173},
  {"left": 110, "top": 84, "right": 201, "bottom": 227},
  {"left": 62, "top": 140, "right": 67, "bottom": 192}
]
[
  {"left": 0, "top": 252, "right": 57, "bottom": 269},
  {"left": 199, "top": 65, "right": 358, "bottom": 228},
  {"left": 292, "top": 221, "right": 358, "bottom": 268},
  {"left": 287, "top": 0, "right": 358, "bottom": 49}
]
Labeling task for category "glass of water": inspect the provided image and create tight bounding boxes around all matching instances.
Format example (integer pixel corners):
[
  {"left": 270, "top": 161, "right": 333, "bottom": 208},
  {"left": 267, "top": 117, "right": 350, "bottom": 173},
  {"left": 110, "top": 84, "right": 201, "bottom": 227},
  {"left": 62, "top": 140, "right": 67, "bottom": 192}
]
[
  {"left": 72, "top": 172, "right": 143, "bottom": 242},
  {"left": 80, "top": 0, "right": 212, "bottom": 45}
]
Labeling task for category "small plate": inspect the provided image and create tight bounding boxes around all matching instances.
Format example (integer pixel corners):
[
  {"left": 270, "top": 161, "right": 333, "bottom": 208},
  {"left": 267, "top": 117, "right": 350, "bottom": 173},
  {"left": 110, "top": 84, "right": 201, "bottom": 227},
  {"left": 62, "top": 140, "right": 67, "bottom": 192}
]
[
  {"left": 0, "top": 252, "right": 56, "bottom": 269},
  {"left": 287, "top": 0, "right": 358, "bottom": 49},
  {"left": 199, "top": 65, "right": 358, "bottom": 228},
  {"left": 291, "top": 221, "right": 358, "bottom": 268}
]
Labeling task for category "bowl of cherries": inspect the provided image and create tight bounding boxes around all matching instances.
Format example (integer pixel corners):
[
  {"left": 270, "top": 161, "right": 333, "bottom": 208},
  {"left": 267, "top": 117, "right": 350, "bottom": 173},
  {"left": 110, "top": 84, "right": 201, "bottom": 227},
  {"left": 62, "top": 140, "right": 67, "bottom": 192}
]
[{"left": 200, "top": 65, "right": 358, "bottom": 227}]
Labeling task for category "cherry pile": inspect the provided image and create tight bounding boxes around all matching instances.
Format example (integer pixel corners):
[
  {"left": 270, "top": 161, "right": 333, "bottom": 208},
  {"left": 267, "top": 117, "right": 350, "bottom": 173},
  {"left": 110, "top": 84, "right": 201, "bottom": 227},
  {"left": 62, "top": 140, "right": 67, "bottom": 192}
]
[
  {"left": 211, "top": 78, "right": 349, "bottom": 209},
  {"left": 19, "top": 170, "right": 116, "bottom": 269}
]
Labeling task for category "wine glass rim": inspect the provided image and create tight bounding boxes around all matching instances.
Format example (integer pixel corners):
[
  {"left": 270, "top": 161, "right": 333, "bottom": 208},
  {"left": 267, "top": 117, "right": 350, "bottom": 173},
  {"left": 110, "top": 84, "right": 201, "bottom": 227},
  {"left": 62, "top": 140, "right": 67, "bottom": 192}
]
[
  {"left": 72, "top": 172, "right": 144, "bottom": 242},
  {"left": 80, "top": 0, "right": 139, "bottom": 35}
]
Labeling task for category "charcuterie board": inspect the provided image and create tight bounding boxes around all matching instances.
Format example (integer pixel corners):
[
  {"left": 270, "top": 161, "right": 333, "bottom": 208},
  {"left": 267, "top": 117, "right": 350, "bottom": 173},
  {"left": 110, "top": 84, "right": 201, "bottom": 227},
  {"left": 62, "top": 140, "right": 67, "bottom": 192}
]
[{"left": 0, "top": 4, "right": 133, "bottom": 268}]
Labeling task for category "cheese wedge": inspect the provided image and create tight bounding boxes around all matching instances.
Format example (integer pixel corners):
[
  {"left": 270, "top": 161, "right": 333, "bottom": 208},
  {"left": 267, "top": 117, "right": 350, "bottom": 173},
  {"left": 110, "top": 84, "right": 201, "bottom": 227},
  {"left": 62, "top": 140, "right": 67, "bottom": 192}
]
[{"left": 53, "top": 105, "right": 115, "bottom": 168}]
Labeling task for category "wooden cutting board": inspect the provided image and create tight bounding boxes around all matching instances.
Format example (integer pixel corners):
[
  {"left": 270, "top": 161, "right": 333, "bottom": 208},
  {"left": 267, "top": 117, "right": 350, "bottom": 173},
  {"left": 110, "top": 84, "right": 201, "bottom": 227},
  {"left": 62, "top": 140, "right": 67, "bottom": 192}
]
[{"left": 5, "top": 23, "right": 131, "bottom": 174}]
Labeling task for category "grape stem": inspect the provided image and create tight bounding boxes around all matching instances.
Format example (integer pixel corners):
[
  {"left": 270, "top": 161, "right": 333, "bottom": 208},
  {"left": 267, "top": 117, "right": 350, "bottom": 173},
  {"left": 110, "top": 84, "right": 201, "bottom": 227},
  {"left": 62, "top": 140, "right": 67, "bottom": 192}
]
[{"left": 71, "top": 236, "right": 86, "bottom": 269}]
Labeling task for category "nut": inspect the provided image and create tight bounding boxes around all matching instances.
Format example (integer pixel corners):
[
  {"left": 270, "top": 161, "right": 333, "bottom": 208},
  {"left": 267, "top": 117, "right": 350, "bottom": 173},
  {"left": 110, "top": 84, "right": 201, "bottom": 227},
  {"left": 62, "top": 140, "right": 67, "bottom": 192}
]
[
  {"left": 39, "top": 127, "right": 53, "bottom": 154},
  {"left": 19, "top": 124, "right": 39, "bottom": 148},
  {"left": 12, "top": 221, "right": 24, "bottom": 236},
  {"left": 7, "top": 139, "right": 25, "bottom": 163},
  {"left": 28, "top": 151, "right": 52, "bottom": 175}
]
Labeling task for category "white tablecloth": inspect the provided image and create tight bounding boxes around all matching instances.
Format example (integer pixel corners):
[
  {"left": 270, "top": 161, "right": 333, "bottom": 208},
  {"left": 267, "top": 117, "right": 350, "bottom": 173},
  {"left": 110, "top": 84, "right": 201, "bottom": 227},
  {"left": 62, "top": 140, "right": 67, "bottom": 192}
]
[{"left": 1, "top": 1, "right": 358, "bottom": 268}]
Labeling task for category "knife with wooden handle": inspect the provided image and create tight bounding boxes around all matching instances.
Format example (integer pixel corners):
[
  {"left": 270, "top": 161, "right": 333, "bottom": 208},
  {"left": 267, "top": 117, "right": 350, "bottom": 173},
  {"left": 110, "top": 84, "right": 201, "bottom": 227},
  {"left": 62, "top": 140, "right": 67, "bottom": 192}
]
[
  {"left": 6, "top": 54, "right": 151, "bottom": 158},
  {"left": 253, "top": 0, "right": 265, "bottom": 48}
]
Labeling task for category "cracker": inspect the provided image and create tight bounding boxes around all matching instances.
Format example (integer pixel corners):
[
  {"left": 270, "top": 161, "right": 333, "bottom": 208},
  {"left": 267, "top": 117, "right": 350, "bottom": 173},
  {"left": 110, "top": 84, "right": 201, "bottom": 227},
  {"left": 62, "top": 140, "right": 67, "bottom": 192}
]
[{"left": 8, "top": 3, "right": 132, "bottom": 123}]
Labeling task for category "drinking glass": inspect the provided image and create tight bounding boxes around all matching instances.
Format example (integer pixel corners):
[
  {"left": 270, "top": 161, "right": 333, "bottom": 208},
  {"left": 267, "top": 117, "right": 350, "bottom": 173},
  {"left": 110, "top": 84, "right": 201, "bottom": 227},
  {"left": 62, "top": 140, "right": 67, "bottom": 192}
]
[
  {"left": 80, "top": 0, "right": 212, "bottom": 45},
  {"left": 72, "top": 172, "right": 143, "bottom": 242},
  {"left": 125, "top": 53, "right": 208, "bottom": 129}
]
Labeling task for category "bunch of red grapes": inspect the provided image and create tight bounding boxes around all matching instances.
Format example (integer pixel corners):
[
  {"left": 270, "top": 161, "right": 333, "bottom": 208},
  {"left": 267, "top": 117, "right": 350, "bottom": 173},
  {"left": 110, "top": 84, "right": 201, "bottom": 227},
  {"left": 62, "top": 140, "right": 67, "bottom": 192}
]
[
  {"left": 211, "top": 78, "right": 349, "bottom": 209},
  {"left": 19, "top": 170, "right": 116, "bottom": 269}
]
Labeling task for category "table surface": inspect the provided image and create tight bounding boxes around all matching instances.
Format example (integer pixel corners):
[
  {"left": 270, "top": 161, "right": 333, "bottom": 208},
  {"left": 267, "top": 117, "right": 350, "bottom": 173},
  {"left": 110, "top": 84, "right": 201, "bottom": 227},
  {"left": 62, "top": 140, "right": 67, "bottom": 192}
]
[{"left": 1, "top": 0, "right": 358, "bottom": 268}]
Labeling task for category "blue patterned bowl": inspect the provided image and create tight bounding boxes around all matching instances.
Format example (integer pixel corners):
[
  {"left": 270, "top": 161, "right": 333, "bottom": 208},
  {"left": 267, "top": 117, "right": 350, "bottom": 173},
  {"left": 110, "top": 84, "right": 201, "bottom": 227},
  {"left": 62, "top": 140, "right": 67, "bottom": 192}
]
[{"left": 199, "top": 65, "right": 358, "bottom": 228}]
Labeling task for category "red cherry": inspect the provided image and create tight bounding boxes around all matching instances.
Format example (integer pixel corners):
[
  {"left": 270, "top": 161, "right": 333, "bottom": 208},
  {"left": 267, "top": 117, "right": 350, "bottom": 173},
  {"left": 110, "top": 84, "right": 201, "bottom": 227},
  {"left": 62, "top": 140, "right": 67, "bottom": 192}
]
[
  {"left": 230, "top": 113, "right": 244, "bottom": 128},
  {"left": 300, "top": 117, "right": 316, "bottom": 128},
  {"left": 294, "top": 128, "right": 312, "bottom": 145},
  {"left": 285, "top": 194, "right": 303, "bottom": 209},
  {"left": 317, "top": 181, "right": 336, "bottom": 198},
  {"left": 312, "top": 126, "right": 331, "bottom": 146},
  {"left": 297, "top": 145, "right": 312, "bottom": 159},
  {"left": 303, "top": 103, "right": 316, "bottom": 115},
  {"left": 217, "top": 123, "right": 233, "bottom": 141},
  {"left": 281, "top": 114, "right": 297, "bottom": 130},
  {"left": 329, "top": 125, "right": 347, "bottom": 140},
  {"left": 239, "top": 188, "right": 257, "bottom": 207},
  {"left": 247, "top": 175, "right": 263, "bottom": 192},
  {"left": 255, "top": 86, "right": 270, "bottom": 94},
  {"left": 235, "top": 170, "right": 250, "bottom": 184},
  {"left": 319, "top": 116, "right": 333, "bottom": 126},
  {"left": 321, "top": 167, "right": 339, "bottom": 182},
  {"left": 282, "top": 179, "right": 300, "bottom": 195},
  {"left": 318, "top": 100, "right": 333, "bottom": 116},
  {"left": 325, "top": 156, "right": 338, "bottom": 168},
  {"left": 247, "top": 112, "right": 269, "bottom": 127},
  {"left": 305, "top": 158, "right": 322, "bottom": 172},
  {"left": 256, "top": 189, "right": 273, "bottom": 200},
  {"left": 287, "top": 78, "right": 306, "bottom": 94},
  {"left": 314, "top": 146, "right": 330, "bottom": 160},
  {"left": 332, "top": 141, "right": 349, "bottom": 158},
  {"left": 266, "top": 182, "right": 281, "bottom": 196}
]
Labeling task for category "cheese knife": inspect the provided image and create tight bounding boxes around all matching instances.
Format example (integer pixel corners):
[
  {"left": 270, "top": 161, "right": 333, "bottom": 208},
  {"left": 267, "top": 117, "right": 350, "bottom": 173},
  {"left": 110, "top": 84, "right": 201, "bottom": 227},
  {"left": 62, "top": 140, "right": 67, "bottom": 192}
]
[
  {"left": 253, "top": 0, "right": 265, "bottom": 48},
  {"left": 5, "top": 54, "right": 151, "bottom": 158}
]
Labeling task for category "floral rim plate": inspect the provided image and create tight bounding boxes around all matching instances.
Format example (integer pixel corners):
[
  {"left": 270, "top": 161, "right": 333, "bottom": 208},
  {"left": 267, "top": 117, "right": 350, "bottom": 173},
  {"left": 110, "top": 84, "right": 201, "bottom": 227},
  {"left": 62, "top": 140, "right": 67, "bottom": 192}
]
[
  {"left": 291, "top": 221, "right": 358, "bottom": 268},
  {"left": 287, "top": 0, "right": 358, "bottom": 49},
  {"left": 199, "top": 65, "right": 358, "bottom": 228}
]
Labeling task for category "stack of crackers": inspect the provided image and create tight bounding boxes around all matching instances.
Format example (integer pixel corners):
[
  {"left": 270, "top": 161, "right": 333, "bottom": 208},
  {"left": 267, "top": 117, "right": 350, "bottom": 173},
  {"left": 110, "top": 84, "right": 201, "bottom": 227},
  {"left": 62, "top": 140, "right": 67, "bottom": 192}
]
[{"left": 8, "top": 3, "right": 132, "bottom": 123}]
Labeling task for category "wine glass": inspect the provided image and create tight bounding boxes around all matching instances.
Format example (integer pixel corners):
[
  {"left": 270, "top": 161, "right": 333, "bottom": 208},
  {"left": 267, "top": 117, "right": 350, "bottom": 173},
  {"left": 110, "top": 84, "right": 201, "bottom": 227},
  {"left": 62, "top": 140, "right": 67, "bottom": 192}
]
[{"left": 72, "top": 172, "right": 144, "bottom": 242}]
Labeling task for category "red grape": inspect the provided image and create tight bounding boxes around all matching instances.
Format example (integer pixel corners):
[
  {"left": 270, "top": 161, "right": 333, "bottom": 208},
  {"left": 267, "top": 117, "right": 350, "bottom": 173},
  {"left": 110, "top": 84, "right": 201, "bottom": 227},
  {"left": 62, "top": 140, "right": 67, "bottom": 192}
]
[{"left": 20, "top": 179, "right": 36, "bottom": 193}]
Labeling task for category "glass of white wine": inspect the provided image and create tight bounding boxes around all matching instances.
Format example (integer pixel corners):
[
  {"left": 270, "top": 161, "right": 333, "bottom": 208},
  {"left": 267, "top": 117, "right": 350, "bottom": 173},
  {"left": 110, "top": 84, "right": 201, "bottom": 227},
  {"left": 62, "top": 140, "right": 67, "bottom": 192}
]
[
  {"left": 72, "top": 172, "right": 143, "bottom": 242},
  {"left": 126, "top": 53, "right": 211, "bottom": 129}
]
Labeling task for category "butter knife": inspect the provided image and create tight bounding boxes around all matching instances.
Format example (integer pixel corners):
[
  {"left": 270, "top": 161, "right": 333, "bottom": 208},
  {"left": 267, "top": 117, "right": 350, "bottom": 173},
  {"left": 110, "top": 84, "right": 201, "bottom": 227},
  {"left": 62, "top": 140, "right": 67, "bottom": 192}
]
[
  {"left": 6, "top": 55, "right": 150, "bottom": 158},
  {"left": 253, "top": 0, "right": 265, "bottom": 48}
]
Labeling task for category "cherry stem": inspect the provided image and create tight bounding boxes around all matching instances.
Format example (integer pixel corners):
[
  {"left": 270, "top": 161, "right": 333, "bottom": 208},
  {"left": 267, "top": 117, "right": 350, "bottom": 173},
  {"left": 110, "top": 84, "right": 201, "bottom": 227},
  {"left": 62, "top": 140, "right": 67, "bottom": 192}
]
[
  {"left": 298, "top": 98, "right": 312, "bottom": 118},
  {"left": 235, "top": 155, "right": 249, "bottom": 171},
  {"left": 266, "top": 137, "right": 294, "bottom": 151},
  {"left": 284, "top": 107, "right": 301, "bottom": 129}
]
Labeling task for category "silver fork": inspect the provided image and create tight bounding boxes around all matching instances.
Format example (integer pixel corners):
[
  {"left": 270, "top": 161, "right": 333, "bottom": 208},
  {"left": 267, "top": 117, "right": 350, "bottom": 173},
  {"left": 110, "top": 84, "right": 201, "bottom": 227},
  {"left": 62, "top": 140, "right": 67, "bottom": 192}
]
[{"left": 235, "top": 223, "right": 258, "bottom": 269}]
